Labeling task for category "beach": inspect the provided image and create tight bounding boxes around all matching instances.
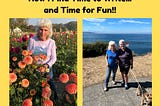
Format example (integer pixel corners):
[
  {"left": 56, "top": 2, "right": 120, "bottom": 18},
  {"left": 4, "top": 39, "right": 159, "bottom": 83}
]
[{"left": 83, "top": 53, "right": 152, "bottom": 87}]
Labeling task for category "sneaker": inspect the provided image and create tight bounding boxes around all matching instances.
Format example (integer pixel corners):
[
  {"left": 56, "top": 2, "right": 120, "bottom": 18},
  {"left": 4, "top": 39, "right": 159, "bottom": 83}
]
[
  {"left": 121, "top": 81, "right": 124, "bottom": 86},
  {"left": 125, "top": 84, "right": 129, "bottom": 90},
  {"left": 112, "top": 81, "right": 116, "bottom": 85},
  {"left": 104, "top": 87, "right": 108, "bottom": 91}
]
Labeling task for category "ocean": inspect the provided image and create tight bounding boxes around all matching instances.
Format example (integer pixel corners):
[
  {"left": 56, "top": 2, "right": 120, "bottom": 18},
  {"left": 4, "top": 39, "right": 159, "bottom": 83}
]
[{"left": 83, "top": 32, "right": 152, "bottom": 55}]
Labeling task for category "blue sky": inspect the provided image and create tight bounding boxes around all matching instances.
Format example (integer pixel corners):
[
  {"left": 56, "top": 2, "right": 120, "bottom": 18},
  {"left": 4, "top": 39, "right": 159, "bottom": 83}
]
[
  {"left": 83, "top": 18, "right": 152, "bottom": 34},
  {"left": 28, "top": 18, "right": 77, "bottom": 25}
]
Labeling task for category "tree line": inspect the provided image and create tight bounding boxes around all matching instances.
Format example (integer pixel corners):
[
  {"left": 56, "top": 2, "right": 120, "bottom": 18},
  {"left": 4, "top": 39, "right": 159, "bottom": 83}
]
[{"left": 9, "top": 18, "right": 77, "bottom": 32}]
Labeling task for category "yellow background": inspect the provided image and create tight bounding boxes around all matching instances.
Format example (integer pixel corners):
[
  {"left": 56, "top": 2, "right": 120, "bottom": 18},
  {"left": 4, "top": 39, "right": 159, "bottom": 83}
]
[{"left": 0, "top": 0, "right": 160, "bottom": 106}]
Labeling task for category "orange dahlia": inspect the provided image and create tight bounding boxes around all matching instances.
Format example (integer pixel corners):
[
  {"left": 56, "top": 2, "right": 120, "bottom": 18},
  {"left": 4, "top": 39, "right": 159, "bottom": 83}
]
[
  {"left": 39, "top": 66, "right": 45, "bottom": 73},
  {"left": 73, "top": 76, "right": 77, "bottom": 84},
  {"left": 45, "top": 84, "right": 50, "bottom": 88},
  {"left": 42, "top": 86, "right": 51, "bottom": 99},
  {"left": 69, "top": 73, "right": 77, "bottom": 82},
  {"left": 33, "top": 55, "right": 39, "bottom": 63},
  {"left": 42, "top": 80, "right": 48, "bottom": 87},
  {"left": 18, "top": 61, "right": 26, "bottom": 69},
  {"left": 46, "top": 75, "right": 51, "bottom": 80},
  {"left": 28, "top": 50, "right": 32, "bottom": 55},
  {"left": 22, "top": 50, "right": 28, "bottom": 56},
  {"left": 39, "top": 54, "right": 47, "bottom": 61},
  {"left": 65, "top": 83, "right": 77, "bottom": 95},
  {"left": 22, "top": 98, "right": 32, "bottom": 106},
  {"left": 9, "top": 73, "right": 17, "bottom": 83},
  {"left": 43, "top": 99, "right": 53, "bottom": 106},
  {"left": 23, "top": 56, "right": 33, "bottom": 65},
  {"left": 11, "top": 37, "right": 17, "bottom": 42},
  {"left": 59, "top": 73, "right": 69, "bottom": 83},
  {"left": 22, "top": 79, "right": 29, "bottom": 88},
  {"left": 30, "top": 89, "right": 36, "bottom": 96},
  {"left": 12, "top": 57, "right": 17, "bottom": 61}
]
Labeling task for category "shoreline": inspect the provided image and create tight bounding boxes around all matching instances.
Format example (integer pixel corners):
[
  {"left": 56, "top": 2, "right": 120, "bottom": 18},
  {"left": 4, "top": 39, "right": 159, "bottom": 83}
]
[{"left": 83, "top": 52, "right": 152, "bottom": 58}]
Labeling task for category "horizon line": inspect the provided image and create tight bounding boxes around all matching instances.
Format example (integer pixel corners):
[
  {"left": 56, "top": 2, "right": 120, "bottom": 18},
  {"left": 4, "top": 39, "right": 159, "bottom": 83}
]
[{"left": 83, "top": 31, "right": 152, "bottom": 34}]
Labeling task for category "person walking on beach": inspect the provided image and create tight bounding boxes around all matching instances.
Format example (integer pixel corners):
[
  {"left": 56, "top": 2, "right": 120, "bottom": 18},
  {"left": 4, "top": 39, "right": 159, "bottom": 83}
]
[
  {"left": 118, "top": 39, "right": 133, "bottom": 90},
  {"left": 104, "top": 41, "right": 118, "bottom": 91}
]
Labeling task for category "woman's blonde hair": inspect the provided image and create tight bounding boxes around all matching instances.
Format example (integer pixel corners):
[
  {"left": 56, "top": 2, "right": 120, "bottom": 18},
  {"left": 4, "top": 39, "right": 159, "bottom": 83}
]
[
  {"left": 36, "top": 18, "right": 53, "bottom": 38},
  {"left": 108, "top": 41, "right": 116, "bottom": 50}
]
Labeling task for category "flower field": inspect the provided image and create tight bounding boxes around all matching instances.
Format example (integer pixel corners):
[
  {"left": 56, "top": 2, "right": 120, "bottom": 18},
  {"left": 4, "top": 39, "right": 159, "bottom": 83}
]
[
  {"left": 52, "top": 31, "right": 77, "bottom": 75},
  {"left": 10, "top": 31, "right": 77, "bottom": 106}
]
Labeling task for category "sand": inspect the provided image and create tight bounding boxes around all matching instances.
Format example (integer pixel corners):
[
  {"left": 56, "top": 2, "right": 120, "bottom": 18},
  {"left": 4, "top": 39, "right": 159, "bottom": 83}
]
[{"left": 83, "top": 53, "right": 152, "bottom": 87}]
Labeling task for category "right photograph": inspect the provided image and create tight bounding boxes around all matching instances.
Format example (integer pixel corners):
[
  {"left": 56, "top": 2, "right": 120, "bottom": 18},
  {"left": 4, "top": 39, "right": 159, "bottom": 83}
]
[{"left": 83, "top": 18, "right": 152, "bottom": 106}]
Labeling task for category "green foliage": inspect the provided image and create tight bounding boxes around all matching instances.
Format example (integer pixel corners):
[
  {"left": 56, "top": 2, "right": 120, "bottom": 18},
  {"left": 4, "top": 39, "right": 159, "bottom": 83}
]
[
  {"left": 9, "top": 18, "right": 29, "bottom": 32},
  {"left": 83, "top": 42, "right": 108, "bottom": 58},
  {"left": 10, "top": 48, "right": 49, "bottom": 105},
  {"left": 64, "top": 21, "right": 77, "bottom": 31},
  {"left": 10, "top": 65, "right": 46, "bottom": 106},
  {"left": 52, "top": 21, "right": 77, "bottom": 32},
  {"left": 52, "top": 31, "right": 77, "bottom": 75},
  {"left": 61, "top": 91, "right": 77, "bottom": 106}
]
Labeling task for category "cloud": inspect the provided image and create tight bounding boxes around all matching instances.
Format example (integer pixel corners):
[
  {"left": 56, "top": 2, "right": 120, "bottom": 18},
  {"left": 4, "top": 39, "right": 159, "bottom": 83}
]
[
  {"left": 83, "top": 18, "right": 107, "bottom": 32},
  {"left": 91, "top": 22, "right": 100, "bottom": 26},
  {"left": 108, "top": 22, "right": 117, "bottom": 25},
  {"left": 90, "top": 22, "right": 106, "bottom": 31},
  {"left": 119, "top": 19, "right": 150, "bottom": 24},
  {"left": 83, "top": 18, "right": 106, "bottom": 22},
  {"left": 107, "top": 19, "right": 150, "bottom": 25}
]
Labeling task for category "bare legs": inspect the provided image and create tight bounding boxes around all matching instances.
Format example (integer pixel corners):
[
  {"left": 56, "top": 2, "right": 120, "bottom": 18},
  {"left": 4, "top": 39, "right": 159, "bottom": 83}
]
[
  {"left": 121, "top": 73, "right": 128, "bottom": 85},
  {"left": 121, "top": 73, "right": 129, "bottom": 89}
]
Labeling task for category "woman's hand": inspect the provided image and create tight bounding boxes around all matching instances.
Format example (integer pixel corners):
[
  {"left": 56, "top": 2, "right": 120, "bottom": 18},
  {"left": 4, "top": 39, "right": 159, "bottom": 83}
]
[
  {"left": 115, "top": 59, "right": 119, "bottom": 64},
  {"left": 44, "top": 64, "right": 50, "bottom": 73},
  {"left": 105, "top": 55, "right": 109, "bottom": 67},
  {"left": 44, "top": 64, "right": 49, "bottom": 69},
  {"left": 106, "top": 62, "right": 109, "bottom": 67}
]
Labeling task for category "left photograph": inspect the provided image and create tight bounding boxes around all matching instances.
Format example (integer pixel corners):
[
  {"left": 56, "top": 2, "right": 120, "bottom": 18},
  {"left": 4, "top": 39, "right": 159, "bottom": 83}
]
[{"left": 9, "top": 18, "right": 77, "bottom": 106}]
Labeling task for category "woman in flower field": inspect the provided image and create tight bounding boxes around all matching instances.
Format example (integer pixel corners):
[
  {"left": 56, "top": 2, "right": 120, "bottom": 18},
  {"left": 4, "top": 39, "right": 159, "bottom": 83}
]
[
  {"left": 10, "top": 18, "right": 77, "bottom": 106},
  {"left": 28, "top": 18, "right": 58, "bottom": 100}
]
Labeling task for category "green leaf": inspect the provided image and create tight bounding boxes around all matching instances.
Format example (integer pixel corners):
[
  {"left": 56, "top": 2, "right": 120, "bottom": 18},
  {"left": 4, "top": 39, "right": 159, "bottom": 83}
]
[
  {"left": 10, "top": 88, "right": 15, "bottom": 96},
  {"left": 17, "top": 87, "right": 23, "bottom": 93},
  {"left": 35, "top": 98, "right": 40, "bottom": 104}
]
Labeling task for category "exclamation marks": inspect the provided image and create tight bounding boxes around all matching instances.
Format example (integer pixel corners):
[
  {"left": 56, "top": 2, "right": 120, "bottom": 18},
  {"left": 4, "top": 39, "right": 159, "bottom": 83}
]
[{"left": 112, "top": 7, "right": 116, "bottom": 13}]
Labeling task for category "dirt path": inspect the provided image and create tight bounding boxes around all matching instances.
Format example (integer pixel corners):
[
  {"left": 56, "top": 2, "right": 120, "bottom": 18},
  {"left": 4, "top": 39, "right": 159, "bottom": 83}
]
[{"left": 83, "top": 53, "right": 152, "bottom": 87}]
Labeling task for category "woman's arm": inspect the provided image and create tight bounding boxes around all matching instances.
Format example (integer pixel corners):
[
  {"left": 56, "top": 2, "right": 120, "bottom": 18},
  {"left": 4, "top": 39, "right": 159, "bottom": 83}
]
[
  {"left": 116, "top": 51, "right": 119, "bottom": 64},
  {"left": 46, "top": 40, "right": 57, "bottom": 68},
  {"left": 105, "top": 54, "right": 108, "bottom": 66},
  {"left": 129, "top": 49, "right": 133, "bottom": 69},
  {"left": 27, "top": 38, "right": 33, "bottom": 50}
]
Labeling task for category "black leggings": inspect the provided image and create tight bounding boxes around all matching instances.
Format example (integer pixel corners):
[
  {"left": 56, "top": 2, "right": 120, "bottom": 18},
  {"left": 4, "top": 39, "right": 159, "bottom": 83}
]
[{"left": 48, "top": 79, "right": 58, "bottom": 100}]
